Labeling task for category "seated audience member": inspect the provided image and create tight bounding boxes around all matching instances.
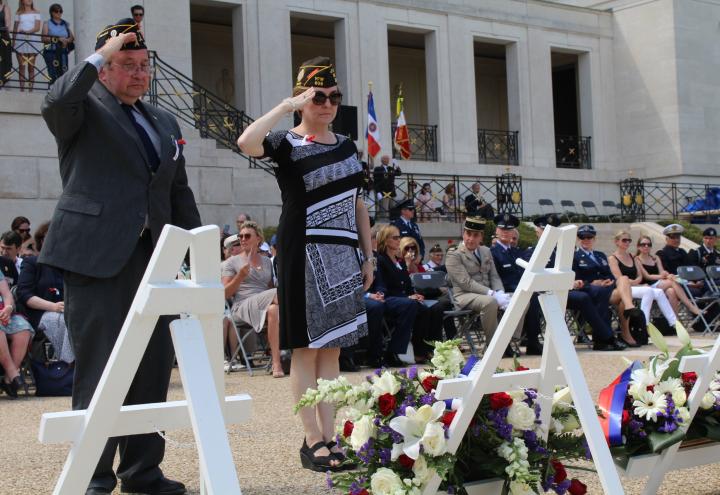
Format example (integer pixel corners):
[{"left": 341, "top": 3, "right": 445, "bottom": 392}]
[
  {"left": 531, "top": 216, "right": 625, "bottom": 351},
  {"left": 0, "top": 231, "right": 23, "bottom": 282},
  {"left": 17, "top": 222, "right": 74, "bottom": 363},
  {"left": 464, "top": 182, "right": 494, "bottom": 219},
  {"left": 688, "top": 227, "right": 720, "bottom": 269},
  {"left": 608, "top": 230, "right": 678, "bottom": 327},
  {"left": 221, "top": 234, "right": 242, "bottom": 372},
  {"left": 637, "top": 235, "right": 702, "bottom": 317},
  {"left": 573, "top": 225, "right": 644, "bottom": 347},
  {"left": 376, "top": 224, "right": 442, "bottom": 364},
  {"left": 510, "top": 229, "right": 519, "bottom": 248},
  {"left": 235, "top": 212, "right": 251, "bottom": 233},
  {"left": 415, "top": 183, "right": 438, "bottom": 222},
  {"left": 442, "top": 183, "right": 457, "bottom": 217},
  {"left": 11, "top": 216, "right": 36, "bottom": 257},
  {"left": 0, "top": 268, "right": 34, "bottom": 398},
  {"left": 392, "top": 199, "right": 425, "bottom": 260},
  {"left": 656, "top": 224, "right": 691, "bottom": 275},
  {"left": 490, "top": 214, "right": 542, "bottom": 355},
  {"left": 221, "top": 221, "right": 284, "bottom": 377},
  {"left": 446, "top": 217, "right": 508, "bottom": 353},
  {"left": 423, "top": 244, "right": 446, "bottom": 272}
]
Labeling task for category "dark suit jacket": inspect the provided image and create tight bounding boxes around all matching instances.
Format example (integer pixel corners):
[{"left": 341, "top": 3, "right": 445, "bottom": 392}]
[
  {"left": 16, "top": 256, "right": 64, "bottom": 330},
  {"left": 572, "top": 249, "right": 614, "bottom": 284},
  {"left": 372, "top": 164, "right": 401, "bottom": 196},
  {"left": 376, "top": 252, "right": 413, "bottom": 297},
  {"left": 0, "top": 256, "right": 19, "bottom": 287},
  {"left": 40, "top": 61, "right": 201, "bottom": 278},
  {"left": 490, "top": 243, "right": 525, "bottom": 292}
]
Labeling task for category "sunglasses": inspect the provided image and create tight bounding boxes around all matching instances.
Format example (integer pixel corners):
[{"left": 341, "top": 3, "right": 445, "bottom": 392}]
[
  {"left": 578, "top": 235, "right": 595, "bottom": 240},
  {"left": 638, "top": 242, "right": 652, "bottom": 247},
  {"left": 17, "top": 228, "right": 30, "bottom": 233},
  {"left": 620, "top": 238, "right": 632, "bottom": 243},
  {"left": 312, "top": 91, "right": 343, "bottom": 106},
  {"left": 667, "top": 234, "right": 681, "bottom": 239},
  {"left": 133, "top": 12, "right": 144, "bottom": 17},
  {"left": 52, "top": 9, "right": 63, "bottom": 13}
]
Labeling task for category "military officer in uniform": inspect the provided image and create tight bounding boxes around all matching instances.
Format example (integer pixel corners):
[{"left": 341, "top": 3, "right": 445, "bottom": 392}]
[
  {"left": 573, "top": 225, "right": 643, "bottom": 347},
  {"left": 464, "top": 182, "right": 494, "bottom": 220},
  {"left": 656, "top": 224, "right": 691, "bottom": 274},
  {"left": 373, "top": 154, "right": 401, "bottom": 220},
  {"left": 490, "top": 213, "right": 543, "bottom": 354},
  {"left": 688, "top": 227, "right": 720, "bottom": 269},
  {"left": 445, "top": 217, "right": 508, "bottom": 347},
  {"left": 392, "top": 199, "right": 425, "bottom": 259}
]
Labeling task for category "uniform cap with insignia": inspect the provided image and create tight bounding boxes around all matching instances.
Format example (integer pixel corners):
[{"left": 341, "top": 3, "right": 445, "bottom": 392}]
[
  {"left": 223, "top": 234, "right": 239, "bottom": 249},
  {"left": 533, "top": 214, "right": 562, "bottom": 228},
  {"left": 463, "top": 217, "right": 486, "bottom": 232},
  {"left": 703, "top": 227, "right": 717, "bottom": 237},
  {"left": 398, "top": 199, "right": 415, "bottom": 210},
  {"left": 493, "top": 213, "right": 519, "bottom": 230},
  {"left": 662, "top": 224, "right": 684, "bottom": 236},
  {"left": 577, "top": 225, "right": 597, "bottom": 238},
  {"left": 95, "top": 18, "right": 146, "bottom": 51},
  {"left": 295, "top": 56, "right": 337, "bottom": 88}
]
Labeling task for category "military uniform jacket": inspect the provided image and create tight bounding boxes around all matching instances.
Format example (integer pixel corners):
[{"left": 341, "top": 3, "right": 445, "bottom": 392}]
[
  {"left": 372, "top": 164, "right": 401, "bottom": 195},
  {"left": 490, "top": 242, "right": 525, "bottom": 292},
  {"left": 687, "top": 245, "right": 720, "bottom": 269},
  {"left": 656, "top": 246, "right": 690, "bottom": 275},
  {"left": 572, "top": 248, "right": 613, "bottom": 284},
  {"left": 392, "top": 218, "right": 426, "bottom": 258},
  {"left": 446, "top": 243, "right": 503, "bottom": 298}
]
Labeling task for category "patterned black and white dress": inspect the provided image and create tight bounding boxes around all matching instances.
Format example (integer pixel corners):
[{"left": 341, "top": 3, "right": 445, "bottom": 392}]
[{"left": 263, "top": 130, "right": 368, "bottom": 349}]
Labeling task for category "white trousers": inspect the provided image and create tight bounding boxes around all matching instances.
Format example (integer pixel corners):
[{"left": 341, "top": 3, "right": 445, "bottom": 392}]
[{"left": 630, "top": 285, "right": 677, "bottom": 325}]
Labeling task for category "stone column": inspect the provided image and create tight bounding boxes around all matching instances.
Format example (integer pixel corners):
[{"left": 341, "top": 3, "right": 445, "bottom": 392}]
[
  {"left": 144, "top": 0, "right": 192, "bottom": 76},
  {"left": 231, "top": 5, "right": 246, "bottom": 111},
  {"left": 526, "top": 28, "right": 555, "bottom": 169},
  {"left": 334, "top": 18, "right": 349, "bottom": 94},
  {"left": 445, "top": 16, "right": 477, "bottom": 164}
]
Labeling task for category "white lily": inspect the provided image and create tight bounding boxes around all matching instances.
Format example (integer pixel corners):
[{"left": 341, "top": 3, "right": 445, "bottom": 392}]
[{"left": 389, "top": 402, "right": 446, "bottom": 460}]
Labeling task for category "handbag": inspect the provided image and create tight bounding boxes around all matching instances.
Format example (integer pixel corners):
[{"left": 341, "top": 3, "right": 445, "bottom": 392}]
[{"left": 30, "top": 358, "right": 74, "bottom": 396}]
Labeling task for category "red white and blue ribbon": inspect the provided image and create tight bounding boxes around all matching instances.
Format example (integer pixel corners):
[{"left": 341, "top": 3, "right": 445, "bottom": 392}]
[
  {"left": 598, "top": 361, "right": 642, "bottom": 446},
  {"left": 444, "top": 355, "right": 480, "bottom": 409}
]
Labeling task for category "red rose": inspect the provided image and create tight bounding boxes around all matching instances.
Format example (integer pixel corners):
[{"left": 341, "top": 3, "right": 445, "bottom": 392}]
[
  {"left": 682, "top": 372, "right": 697, "bottom": 384},
  {"left": 177, "top": 138, "right": 187, "bottom": 146},
  {"left": 343, "top": 420, "right": 354, "bottom": 438},
  {"left": 398, "top": 454, "right": 415, "bottom": 469},
  {"left": 515, "top": 365, "right": 529, "bottom": 371},
  {"left": 350, "top": 490, "right": 369, "bottom": 495},
  {"left": 622, "top": 409, "right": 631, "bottom": 425},
  {"left": 441, "top": 410, "right": 457, "bottom": 428},
  {"left": 551, "top": 459, "right": 567, "bottom": 483},
  {"left": 421, "top": 375, "right": 440, "bottom": 392},
  {"left": 378, "top": 393, "right": 397, "bottom": 416},
  {"left": 568, "top": 479, "right": 587, "bottom": 495},
  {"left": 489, "top": 392, "right": 513, "bottom": 410}
]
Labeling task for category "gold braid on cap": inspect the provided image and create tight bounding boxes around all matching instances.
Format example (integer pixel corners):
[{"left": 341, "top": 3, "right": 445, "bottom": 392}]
[{"left": 295, "top": 63, "right": 336, "bottom": 88}]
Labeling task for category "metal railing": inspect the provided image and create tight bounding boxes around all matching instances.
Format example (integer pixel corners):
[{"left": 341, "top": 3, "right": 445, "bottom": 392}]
[
  {"left": 620, "top": 178, "right": 720, "bottom": 221},
  {"left": 146, "top": 51, "right": 271, "bottom": 174},
  {"left": 478, "top": 129, "right": 519, "bottom": 165},
  {"left": 555, "top": 134, "right": 592, "bottom": 169},
  {"left": 364, "top": 172, "right": 522, "bottom": 223},
  {"left": 390, "top": 123, "right": 438, "bottom": 162},
  {"left": 0, "top": 31, "right": 66, "bottom": 91}
]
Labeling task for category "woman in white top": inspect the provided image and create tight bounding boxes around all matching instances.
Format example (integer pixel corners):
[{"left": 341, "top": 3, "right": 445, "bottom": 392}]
[{"left": 12, "top": 0, "right": 41, "bottom": 91}]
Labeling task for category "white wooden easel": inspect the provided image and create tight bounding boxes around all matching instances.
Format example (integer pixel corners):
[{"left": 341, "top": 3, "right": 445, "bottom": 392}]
[
  {"left": 423, "top": 225, "right": 625, "bottom": 495},
  {"left": 39, "top": 225, "right": 251, "bottom": 495}
]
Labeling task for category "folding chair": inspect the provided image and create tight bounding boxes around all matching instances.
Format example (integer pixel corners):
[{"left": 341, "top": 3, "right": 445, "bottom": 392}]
[
  {"left": 410, "top": 271, "right": 471, "bottom": 341},
  {"left": 706, "top": 265, "right": 720, "bottom": 294},
  {"left": 444, "top": 284, "right": 482, "bottom": 357},
  {"left": 538, "top": 198, "right": 555, "bottom": 215},
  {"left": 676, "top": 266, "right": 720, "bottom": 335},
  {"left": 581, "top": 201, "right": 601, "bottom": 221},
  {"left": 559, "top": 200, "right": 578, "bottom": 222},
  {"left": 225, "top": 300, "right": 271, "bottom": 376},
  {"left": 602, "top": 200, "right": 621, "bottom": 222}
]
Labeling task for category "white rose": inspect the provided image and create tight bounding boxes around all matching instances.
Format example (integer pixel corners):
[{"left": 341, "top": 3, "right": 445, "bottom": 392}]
[
  {"left": 372, "top": 371, "right": 401, "bottom": 398},
  {"left": 412, "top": 454, "right": 435, "bottom": 485},
  {"left": 370, "top": 467, "right": 404, "bottom": 495},
  {"left": 561, "top": 414, "right": 580, "bottom": 433},
  {"left": 672, "top": 388, "right": 687, "bottom": 407},
  {"left": 508, "top": 390, "right": 526, "bottom": 402},
  {"left": 677, "top": 407, "right": 690, "bottom": 424},
  {"left": 420, "top": 422, "right": 447, "bottom": 457},
  {"left": 701, "top": 392, "right": 716, "bottom": 410},
  {"left": 350, "top": 415, "right": 377, "bottom": 451},
  {"left": 507, "top": 402, "right": 536, "bottom": 431}
]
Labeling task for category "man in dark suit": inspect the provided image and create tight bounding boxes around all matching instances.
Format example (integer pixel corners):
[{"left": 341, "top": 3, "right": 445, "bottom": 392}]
[
  {"left": 40, "top": 20, "right": 200, "bottom": 495},
  {"left": 464, "top": 182, "right": 494, "bottom": 219},
  {"left": 373, "top": 154, "right": 401, "bottom": 220},
  {"left": 392, "top": 199, "right": 425, "bottom": 259},
  {"left": 0, "top": 231, "right": 22, "bottom": 286}
]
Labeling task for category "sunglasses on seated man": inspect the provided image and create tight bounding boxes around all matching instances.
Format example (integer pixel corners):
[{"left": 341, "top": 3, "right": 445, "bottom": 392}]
[
  {"left": 312, "top": 91, "right": 343, "bottom": 106},
  {"left": 578, "top": 234, "right": 595, "bottom": 240}
]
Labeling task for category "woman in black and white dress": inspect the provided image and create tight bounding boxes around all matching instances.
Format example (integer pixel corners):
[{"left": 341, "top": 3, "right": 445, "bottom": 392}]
[{"left": 237, "top": 57, "right": 373, "bottom": 472}]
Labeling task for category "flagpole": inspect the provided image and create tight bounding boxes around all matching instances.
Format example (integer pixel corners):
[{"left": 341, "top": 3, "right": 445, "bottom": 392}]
[{"left": 367, "top": 81, "right": 374, "bottom": 167}]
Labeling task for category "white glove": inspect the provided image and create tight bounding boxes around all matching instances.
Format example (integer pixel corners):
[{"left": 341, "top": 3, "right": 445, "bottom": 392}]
[{"left": 489, "top": 290, "right": 510, "bottom": 310}]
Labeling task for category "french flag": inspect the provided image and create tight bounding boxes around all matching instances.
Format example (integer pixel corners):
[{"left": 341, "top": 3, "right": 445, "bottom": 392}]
[{"left": 366, "top": 90, "right": 381, "bottom": 158}]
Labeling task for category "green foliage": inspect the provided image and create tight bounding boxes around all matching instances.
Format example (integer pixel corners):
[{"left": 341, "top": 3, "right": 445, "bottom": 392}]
[
  {"left": 262, "top": 225, "right": 278, "bottom": 242},
  {"left": 656, "top": 219, "right": 704, "bottom": 244}
]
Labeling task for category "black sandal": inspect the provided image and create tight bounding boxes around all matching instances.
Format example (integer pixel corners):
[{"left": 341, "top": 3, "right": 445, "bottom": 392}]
[
  {"left": 300, "top": 439, "right": 341, "bottom": 472},
  {"left": 327, "top": 441, "right": 357, "bottom": 470}
]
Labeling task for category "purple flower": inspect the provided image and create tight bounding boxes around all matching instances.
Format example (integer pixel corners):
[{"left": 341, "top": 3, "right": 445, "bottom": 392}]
[
  {"left": 379, "top": 447, "right": 391, "bottom": 465},
  {"left": 325, "top": 472, "right": 333, "bottom": 489},
  {"left": 407, "top": 366, "right": 418, "bottom": 380},
  {"left": 420, "top": 392, "right": 435, "bottom": 406}
]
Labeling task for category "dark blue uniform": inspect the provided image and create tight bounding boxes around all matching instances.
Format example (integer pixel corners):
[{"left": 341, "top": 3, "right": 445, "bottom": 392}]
[
  {"left": 392, "top": 217, "right": 426, "bottom": 259},
  {"left": 490, "top": 241, "right": 542, "bottom": 351},
  {"left": 572, "top": 248, "right": 615, "bottom": 330}
]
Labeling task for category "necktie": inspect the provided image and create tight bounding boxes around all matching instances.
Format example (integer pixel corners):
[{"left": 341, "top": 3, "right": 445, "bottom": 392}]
[
  {"left": 120, "top": 103, "right": 160, "bottom": 173},
  {"left": 588, "top": 251, "right": 599, "bottom": 264}
]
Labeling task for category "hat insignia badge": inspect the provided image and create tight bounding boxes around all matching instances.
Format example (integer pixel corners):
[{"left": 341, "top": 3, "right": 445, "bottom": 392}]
[{"left": 110, "top": 29, "right": 117, "bottom": 37}]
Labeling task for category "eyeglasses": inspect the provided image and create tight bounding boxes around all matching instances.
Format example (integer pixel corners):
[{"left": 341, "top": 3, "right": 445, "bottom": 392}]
[
  {"left": 312, "top": 91, "right": 343, "bottom": 106},
  {"left": 133, "top": 12, "right": 144, "bottom": 17},
  {"left": 112, "top": 62, "right": 152, "bottom": 75},
  {"left": 667, "top": 234, "right": 681, "bottom": 239},
  {"left": 238, "top": 233, "right": 253, "bottom": 240},
  {"left": 620, "top": 238, "right": 632, "bottom": 243},
  {"left": 638, "top": 243, "right": 652, "bottom": 247},
  {"left": 17, "top": 228, "right": 30, "bottom": 233}
]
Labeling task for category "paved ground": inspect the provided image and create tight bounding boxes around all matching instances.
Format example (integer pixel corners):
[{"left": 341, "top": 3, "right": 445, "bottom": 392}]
[{"left": 3, "top": 337, "right": 720, "bottom": 494}]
